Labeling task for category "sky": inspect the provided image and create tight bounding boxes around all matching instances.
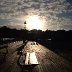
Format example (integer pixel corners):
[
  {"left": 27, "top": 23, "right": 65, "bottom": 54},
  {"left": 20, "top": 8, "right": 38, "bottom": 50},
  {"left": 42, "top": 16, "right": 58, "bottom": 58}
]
[{"left": 0, "top": 0, "right": 72, "bottom": 31}]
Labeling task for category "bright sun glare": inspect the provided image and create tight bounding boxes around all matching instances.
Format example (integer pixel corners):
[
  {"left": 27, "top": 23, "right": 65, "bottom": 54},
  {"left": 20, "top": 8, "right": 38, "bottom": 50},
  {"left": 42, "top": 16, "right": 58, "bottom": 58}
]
[{"left": 26, "top": 15, "right": 43, "bottom": 30}]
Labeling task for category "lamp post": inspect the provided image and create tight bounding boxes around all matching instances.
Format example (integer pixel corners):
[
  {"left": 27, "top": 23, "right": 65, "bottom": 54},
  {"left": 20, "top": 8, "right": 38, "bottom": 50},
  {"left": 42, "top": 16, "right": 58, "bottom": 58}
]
[
  {"left": 23, "top": 21, "right": 27, "bottom": 43},
  {"left": 24, "top": 21, "right": 27, "bottom": 30}
]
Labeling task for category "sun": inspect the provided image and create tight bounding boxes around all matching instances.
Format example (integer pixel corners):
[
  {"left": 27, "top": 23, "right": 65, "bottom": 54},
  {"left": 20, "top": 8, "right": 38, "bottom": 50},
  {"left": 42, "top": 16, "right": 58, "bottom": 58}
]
[{"left": 26, "top": 15, "right": 43, "bottom": 30}]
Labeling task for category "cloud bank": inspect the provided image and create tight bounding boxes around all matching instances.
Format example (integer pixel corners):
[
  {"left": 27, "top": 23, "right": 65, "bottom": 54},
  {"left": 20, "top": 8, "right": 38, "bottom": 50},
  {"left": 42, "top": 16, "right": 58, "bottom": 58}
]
[{"left": 0, "top": 0, "right": 72, "bottom": 30}]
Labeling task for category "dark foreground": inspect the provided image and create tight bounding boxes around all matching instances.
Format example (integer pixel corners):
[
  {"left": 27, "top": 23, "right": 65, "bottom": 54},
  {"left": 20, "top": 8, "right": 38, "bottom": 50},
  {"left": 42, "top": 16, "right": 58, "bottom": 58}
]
[{"left": 0, "top": 41, "right": 72, "bottom": 72}]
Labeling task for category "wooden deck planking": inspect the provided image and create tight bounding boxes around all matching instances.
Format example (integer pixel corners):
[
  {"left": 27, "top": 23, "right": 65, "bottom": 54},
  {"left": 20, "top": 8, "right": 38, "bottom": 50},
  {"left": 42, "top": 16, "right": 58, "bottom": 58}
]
[
  {"left": 24, "top": 41, "right": 72, "bottom": 72},
  {"left": 0, "top": 41, "right": 72, "bottom": 72},
  {"left": 0, "top": 41, "right": 22, "bottom": 72}
]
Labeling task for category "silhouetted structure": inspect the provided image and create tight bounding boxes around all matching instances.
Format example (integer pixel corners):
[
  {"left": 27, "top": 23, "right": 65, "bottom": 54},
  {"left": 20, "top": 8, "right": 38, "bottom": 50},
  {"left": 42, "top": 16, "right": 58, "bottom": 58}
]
[{"left": 0, "top": 26, "right": 72, "bottom": 50}]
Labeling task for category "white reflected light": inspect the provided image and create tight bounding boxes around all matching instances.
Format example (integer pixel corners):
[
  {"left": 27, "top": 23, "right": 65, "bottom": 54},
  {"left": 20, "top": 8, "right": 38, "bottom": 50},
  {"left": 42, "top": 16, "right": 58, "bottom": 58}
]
[{"left": 30, "top": 52, "right": 38, "bottom": 64}]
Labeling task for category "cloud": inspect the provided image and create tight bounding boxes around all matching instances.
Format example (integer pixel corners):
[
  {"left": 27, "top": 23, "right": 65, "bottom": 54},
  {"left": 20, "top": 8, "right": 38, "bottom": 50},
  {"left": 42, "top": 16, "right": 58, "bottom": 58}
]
[
  {"left": 66, "top": 0, "right": 72, "bottom": 5},
  {"left": 0, "top": 0, "right": 72, "bottom": 30}
]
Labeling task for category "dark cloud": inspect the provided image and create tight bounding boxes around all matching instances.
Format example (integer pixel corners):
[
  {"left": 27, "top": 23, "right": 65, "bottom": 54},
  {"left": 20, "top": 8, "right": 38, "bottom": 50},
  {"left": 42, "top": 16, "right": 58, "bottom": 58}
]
[
  {"left": 66, "top": 0, "right": 72, "bottom": 5},
  {"left": 56, "top": 11, "right": 72, "bottom": 18}
]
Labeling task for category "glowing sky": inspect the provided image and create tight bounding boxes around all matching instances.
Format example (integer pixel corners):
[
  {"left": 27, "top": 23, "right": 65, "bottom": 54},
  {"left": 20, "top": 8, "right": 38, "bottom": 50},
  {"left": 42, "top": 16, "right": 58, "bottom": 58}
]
[{"left": 0, "top": 0, "right": 72, "bottom": 31}]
